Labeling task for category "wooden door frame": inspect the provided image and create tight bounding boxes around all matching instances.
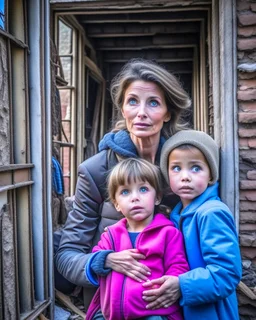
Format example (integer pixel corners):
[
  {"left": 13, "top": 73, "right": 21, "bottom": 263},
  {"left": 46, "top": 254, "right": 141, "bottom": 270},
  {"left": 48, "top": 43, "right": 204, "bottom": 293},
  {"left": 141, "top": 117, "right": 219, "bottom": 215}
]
[{"left": 212, "top": 0, "right": 239, "bottom": 230}]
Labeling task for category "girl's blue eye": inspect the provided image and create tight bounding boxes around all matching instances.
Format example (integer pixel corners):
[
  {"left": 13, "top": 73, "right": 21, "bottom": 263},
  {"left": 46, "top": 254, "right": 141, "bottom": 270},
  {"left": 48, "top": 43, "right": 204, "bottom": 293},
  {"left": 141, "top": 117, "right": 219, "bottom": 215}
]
[
  {"left": 191, "top": 165, "right": 201, "bottom": 173},
  {"left": 172, "top": 166, "right": 181, "bottom": 172},
  {"left": 150, "top": 100, "right": 158, "bottom": 107},
  {"left": 120, "top": 189, "right": 129, "bottom": 195},
  {"left": 140, "top": 186, "right": 149, "bottom": 193}
]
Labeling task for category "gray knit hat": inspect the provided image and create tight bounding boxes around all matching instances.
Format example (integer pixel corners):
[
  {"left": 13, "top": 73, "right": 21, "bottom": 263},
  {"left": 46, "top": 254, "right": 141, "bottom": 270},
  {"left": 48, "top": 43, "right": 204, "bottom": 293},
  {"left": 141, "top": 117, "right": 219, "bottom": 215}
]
[{"left": 160, "top": 130, "right": 219, "bottom": 186}]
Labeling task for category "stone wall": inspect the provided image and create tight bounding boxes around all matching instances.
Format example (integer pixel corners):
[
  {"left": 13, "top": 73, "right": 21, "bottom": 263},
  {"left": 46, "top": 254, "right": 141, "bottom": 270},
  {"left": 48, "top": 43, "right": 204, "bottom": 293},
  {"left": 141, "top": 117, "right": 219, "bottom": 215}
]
[{"left": 237, "top": 0, "right": 256, "bottom": 318}]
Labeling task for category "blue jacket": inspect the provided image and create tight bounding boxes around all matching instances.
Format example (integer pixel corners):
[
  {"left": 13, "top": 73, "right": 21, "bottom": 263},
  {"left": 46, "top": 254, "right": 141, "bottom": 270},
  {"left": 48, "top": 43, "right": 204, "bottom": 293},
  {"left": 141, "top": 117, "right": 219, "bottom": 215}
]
[{"left": 171, "top": 183, "right": 242, "bottom": 320}]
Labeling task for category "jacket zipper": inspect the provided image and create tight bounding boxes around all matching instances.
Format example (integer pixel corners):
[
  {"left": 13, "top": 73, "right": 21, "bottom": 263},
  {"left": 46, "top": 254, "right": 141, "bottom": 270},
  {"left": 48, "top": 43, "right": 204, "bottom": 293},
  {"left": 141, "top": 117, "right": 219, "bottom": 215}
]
[
  {"left": 179, "top": 216, "right": 188, "bottom": 261},
  {"left": 108, "top": 229, "right": 125, "bottom": 319}
]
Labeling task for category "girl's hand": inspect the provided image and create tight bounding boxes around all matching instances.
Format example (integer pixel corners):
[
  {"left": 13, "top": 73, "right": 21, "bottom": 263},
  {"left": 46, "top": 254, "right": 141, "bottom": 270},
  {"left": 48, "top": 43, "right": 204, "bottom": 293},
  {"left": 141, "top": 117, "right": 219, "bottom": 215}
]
[
  {"left": 105, "top": 249, "right": 151, "bottom": 282},
  {"left": 142, "top": 275, "right": 181, "bottom": 309}
]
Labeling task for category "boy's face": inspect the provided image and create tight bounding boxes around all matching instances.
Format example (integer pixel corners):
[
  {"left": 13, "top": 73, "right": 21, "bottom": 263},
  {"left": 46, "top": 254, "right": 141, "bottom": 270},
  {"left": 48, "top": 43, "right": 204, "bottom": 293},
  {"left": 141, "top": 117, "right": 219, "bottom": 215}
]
[
  {"left": 113, "top": 179, "right": 158, "bottom": 232},
  {"left": 168, "top": 147, "right": 212, "bottom": 209}
]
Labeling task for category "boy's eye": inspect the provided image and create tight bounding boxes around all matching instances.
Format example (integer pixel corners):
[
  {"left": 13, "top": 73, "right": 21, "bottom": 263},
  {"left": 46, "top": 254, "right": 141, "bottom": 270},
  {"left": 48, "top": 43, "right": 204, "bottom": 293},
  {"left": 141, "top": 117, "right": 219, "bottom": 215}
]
[
  {"left": 191, "top": 165, "right": 201, "bottom": 173},
  {"left": 120, "top": 189, "right": 129, "bottom": 195},
  {"left": 171, "top": 166, "right": 181, "bottom": 172},
  {"left": 139, "top": 186, "right": 149, "bottom": 193},
  {"left": 149, "top": 99, "right": 159, "bottom": 107},
  {"left": 128, "top": 98, "right": 137, "bottom": 105}
]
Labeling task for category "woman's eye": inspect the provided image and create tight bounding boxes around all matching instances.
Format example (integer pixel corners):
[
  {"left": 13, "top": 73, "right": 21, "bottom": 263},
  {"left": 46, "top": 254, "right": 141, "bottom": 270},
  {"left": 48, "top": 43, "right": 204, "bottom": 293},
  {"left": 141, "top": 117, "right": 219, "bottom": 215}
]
[
  {"left": 149, "top": 100, "right": 159, "bottom": 107},
  {"left": 171, "top": 166, "right": 180, "bottom": 172},
  {"left": 191, "top": 165, "right": 201, "bottom": 173},
  {"left": 128, "top": 98, "right": 137, "bottom": 105},
  {"left": 140, "top": 186, "right": 149, "bottom": 193},
  {"left": 120, "top": 189, "right": 129, "bottom": 195}
]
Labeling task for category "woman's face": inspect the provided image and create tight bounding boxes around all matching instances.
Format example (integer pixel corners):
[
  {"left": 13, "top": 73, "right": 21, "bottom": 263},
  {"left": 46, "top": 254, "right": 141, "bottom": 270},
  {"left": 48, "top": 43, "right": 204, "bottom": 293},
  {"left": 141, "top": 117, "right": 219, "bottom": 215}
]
[{"left": 122, "top": 80, "right": 170, "bottom": 140}]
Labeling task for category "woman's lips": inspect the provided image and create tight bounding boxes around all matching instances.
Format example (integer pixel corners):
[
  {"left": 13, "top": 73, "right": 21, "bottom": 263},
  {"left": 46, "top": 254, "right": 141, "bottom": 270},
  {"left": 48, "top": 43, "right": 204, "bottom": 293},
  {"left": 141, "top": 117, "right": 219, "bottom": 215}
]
[{"left": 134, "top": 122, "right": 150, "bottom": 127}]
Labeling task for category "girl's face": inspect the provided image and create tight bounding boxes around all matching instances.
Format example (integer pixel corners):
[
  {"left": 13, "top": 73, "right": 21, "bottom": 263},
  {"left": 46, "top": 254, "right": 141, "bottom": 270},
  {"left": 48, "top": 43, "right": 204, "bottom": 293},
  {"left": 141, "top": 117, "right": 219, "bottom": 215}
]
[
  {"left": 121, "top": 80, "right": 170, "bottom": 140},
  {"left": 168, "top": 147, "right": 211, "bottom": 208},
  {"left": 114, "top": 179, "right": 159, "bottom": 232}
]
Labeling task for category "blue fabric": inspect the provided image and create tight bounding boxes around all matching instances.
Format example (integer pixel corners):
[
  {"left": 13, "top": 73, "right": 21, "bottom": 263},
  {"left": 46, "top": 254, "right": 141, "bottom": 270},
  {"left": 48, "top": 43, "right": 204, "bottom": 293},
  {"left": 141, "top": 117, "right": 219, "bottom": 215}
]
[
  {"left": 128, "top": 232, "right": 140, "bottom": 248},
  {"left": 170, "top": 182, "right": 242, "bottom": 320},
  {"left": 98, "top": 130, "right": 166, "bottom": 164},
  {"left": 86, "top": 250, "right": 114, "bottom": 286},
  {"left": 52, "top": 156, "right": 64, "bottom": 195}
]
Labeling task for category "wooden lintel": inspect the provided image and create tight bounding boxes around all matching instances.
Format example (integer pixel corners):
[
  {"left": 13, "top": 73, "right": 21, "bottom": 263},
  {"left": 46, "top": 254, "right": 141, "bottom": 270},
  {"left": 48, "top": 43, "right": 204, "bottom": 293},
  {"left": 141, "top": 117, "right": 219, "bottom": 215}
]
[
  {"left": 79, "top": 18, "right": 203, "bottom": 24},
  {"left": 97, "top": 44, "right": 196, "bottom": 51},
  {"left": 50, "top": 2, "right": 211, "bottom": 13},
  {"left": 104, "top": 58, "right": 193, "bottom": 63}
]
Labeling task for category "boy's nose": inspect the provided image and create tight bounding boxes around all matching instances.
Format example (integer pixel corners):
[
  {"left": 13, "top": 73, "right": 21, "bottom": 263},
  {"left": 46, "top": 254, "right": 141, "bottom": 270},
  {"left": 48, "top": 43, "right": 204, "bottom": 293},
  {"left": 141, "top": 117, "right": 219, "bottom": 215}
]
[{"left": 181, "top": 171, "right": 191, "bottom": 181}]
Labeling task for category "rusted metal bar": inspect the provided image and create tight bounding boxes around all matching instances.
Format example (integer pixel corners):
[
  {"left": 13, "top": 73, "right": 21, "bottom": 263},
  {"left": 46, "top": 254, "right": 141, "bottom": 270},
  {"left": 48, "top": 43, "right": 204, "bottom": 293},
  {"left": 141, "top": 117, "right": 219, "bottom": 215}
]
[{"left": 20, "top": 299, "right": 51, "bottom": 320}]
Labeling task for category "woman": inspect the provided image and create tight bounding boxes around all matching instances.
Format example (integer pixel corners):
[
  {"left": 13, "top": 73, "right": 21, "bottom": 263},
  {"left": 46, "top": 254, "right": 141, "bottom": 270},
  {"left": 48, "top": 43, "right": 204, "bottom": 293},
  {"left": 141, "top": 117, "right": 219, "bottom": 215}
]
[{"left": 55, "top": 58, "right": 191, "bottom": 310}]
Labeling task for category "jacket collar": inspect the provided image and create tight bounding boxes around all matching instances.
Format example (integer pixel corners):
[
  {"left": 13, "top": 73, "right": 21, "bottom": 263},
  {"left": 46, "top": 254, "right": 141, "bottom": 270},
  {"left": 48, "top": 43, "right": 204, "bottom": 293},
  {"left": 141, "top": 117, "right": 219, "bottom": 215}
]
[
  {"left": 98, "top": 130, "right": 165, "bottom": 164},
  {"left": 171, "top": 182, "right": 220, "bottom": 228}
]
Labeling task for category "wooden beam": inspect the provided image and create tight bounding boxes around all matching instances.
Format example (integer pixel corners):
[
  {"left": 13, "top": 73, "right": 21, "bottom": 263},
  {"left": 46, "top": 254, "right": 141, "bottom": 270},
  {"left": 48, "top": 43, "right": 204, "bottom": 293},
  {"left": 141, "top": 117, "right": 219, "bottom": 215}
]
[
  {"left": 104, "top": 58, "right": 193, "bottom": 63},
  {"left": 97, "top": 44, "right": 196, "bottom": 51}
]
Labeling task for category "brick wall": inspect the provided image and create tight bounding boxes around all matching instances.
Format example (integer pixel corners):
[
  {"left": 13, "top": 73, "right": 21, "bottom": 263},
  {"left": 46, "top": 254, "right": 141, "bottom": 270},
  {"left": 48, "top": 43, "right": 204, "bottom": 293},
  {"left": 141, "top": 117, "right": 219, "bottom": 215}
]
[
  {"left": 237, "top": 1, "right": 256, "bottom": 318},
  {"left": 237, "top": 0, "right": 256, "bottom": 263}
]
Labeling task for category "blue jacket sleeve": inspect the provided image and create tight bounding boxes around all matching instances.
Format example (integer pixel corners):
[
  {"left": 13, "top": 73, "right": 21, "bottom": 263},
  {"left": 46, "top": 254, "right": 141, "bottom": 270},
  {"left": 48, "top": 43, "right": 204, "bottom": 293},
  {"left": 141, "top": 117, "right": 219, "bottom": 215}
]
[
  {"left": 85, "top": 250, "right": 113, "bottom": 286},
  {"left": 179, "top": 207, "right": 242, "bottom": 306}
]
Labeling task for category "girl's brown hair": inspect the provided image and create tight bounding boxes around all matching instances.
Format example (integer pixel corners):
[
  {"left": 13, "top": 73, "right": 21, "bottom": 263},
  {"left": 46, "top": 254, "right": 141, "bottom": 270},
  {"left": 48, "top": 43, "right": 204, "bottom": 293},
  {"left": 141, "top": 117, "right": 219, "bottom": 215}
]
[{"left": 107, "top": 158, "right": 163, "bottom": 204}]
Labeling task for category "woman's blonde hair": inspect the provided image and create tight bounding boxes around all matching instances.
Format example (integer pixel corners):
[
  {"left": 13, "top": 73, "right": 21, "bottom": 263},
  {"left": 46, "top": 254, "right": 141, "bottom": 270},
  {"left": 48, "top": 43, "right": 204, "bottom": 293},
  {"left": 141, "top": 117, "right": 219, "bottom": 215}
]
[
  {"left": 110, "top": 58, "right": 191, "bottom": 138},
  {"left": 107, "top": 158, "right": 163, "bottom": 204}
]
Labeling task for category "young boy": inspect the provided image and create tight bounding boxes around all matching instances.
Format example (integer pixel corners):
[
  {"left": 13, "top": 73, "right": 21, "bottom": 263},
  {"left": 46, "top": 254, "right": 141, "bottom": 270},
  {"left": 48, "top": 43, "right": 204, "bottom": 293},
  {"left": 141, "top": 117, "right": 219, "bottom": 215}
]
[
  {"left": 86, "top": 158, "right": 189, "bottom": 320},
  {"left": 158, "top": 130, "right": 242, "bottom": 320}
]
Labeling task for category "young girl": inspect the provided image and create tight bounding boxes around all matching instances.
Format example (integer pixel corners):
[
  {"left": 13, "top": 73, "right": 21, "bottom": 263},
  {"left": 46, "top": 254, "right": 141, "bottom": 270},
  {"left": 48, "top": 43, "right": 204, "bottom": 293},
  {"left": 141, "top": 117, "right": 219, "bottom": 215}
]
[{"left": 86, "top": 158, "right": 189, "bottom": 320}]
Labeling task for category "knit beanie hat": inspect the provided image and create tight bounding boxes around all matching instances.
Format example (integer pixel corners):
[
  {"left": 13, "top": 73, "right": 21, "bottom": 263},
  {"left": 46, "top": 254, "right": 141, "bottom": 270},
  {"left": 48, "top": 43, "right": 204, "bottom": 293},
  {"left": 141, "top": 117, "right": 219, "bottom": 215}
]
[{"left": 160, "top": 130, "right": 219, "bottom": 186}]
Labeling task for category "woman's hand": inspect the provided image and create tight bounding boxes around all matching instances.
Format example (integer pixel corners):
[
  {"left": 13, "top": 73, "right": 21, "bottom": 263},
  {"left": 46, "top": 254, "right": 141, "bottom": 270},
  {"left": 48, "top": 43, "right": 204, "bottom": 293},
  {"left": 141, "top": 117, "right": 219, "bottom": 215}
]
[
  {"left": 105, "top": 249, "right": 151, "bottom": 282},
  {"left": 142, "top": 275, "right": 181, "bottom": 310}
]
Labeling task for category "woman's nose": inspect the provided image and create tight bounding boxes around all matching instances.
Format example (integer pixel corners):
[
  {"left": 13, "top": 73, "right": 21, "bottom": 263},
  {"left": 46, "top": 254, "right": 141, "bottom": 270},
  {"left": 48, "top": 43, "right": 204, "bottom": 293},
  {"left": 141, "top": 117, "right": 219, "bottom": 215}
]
[{"left": 137, "top": 103, "right": 147, "bottom": 117}]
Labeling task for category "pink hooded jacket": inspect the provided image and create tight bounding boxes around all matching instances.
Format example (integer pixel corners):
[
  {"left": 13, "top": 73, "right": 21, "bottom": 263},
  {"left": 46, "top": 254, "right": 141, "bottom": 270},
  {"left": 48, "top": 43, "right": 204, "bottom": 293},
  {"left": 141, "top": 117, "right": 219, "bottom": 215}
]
[{"left": 86, "top": 213, "right": 189, "bottom": 320}]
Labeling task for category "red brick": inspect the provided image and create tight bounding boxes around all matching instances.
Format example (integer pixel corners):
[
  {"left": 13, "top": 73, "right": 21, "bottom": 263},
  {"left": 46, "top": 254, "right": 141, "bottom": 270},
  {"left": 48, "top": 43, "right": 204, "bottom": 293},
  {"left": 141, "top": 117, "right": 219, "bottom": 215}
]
[
  {"left": 240, "top": 233, "right": 256, "bottom": 246},
  {"left": 240, "top": 180, "right": 256, "bottom": 189},
  {"left": 238, "top": 13, "right": 256, "bottom": 26},
  {"left": 237, "top": 38, "right": 256, "bottom": 50},
  {"left": 240, "top": 247, "right": 256, "bottom": 259},
  {"left": 247, "top": 170, "right": 256, "bottom": 180},
  {"left": 240, "top": 190, "right": 256, "bottom": 200},
  {"left": 239, "top": 223, "right": 256, "bottom": 231},
  {"left": 251, "top": 3, "right": 256, "bottom": 12},
  {"left": 239, "top": 137, "right": 249, "bottom": 149},
  {"left": 239, "top": 128, "right": 256, "bottom": 138},
  {"left": 239, "top": 102, "right": 256, "bottom": 112},
  {"left": 237, "top": 89, "right": 256, "bottom": 100},
  {"left": 238, "top": 71, "right": 256, "bottom": 79},
  {"left": 240, "top": 200, "right": 256, "bottom": 211},
  {"left": 240, "top": 211, "right": 256, "bottom": 222},
  {"left": 238, "top": 112, "right": 256, "bottom": 123},
  {"left": 238, "top": 1, "right": 251, "bottom": 11},
  {"left": 248, "top": 138, "right": 256, "bottom": 148},
  {"left": 239, "top": 79, "right": 256, "bottom": 89},
  {"left": 238, "top": 26, "right": 256, "bottom": 37}
]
